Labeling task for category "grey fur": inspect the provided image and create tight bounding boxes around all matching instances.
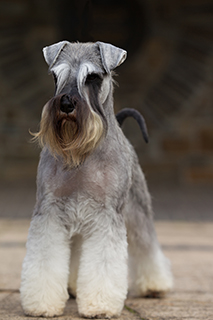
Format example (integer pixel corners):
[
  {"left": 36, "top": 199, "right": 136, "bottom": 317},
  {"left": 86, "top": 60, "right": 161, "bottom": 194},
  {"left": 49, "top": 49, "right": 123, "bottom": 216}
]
[{"left": 20, "top": 41, "right": 173, "bottom": 319}]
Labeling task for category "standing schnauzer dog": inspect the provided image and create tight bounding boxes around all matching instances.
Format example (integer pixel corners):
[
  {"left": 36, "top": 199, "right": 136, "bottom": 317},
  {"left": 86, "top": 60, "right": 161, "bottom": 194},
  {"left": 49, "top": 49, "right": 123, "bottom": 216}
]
[{"left": 20, "top": 41, "right": 173, "bottom": 318}]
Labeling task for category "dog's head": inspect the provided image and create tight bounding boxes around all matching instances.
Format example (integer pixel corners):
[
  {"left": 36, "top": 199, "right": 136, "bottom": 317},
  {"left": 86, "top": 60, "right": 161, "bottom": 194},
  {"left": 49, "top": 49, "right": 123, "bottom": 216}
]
[{"left": 34, "top": 41, "right": 127, "bottom": 167}]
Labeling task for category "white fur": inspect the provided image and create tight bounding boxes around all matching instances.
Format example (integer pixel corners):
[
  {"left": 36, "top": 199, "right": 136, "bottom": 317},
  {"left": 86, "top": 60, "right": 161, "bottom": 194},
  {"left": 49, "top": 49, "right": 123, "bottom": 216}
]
[
  {"left": 21, "top": 194, "right": 128, "bottom": 318},
  {"left": 20, "top": 207, "right": 70, "bottom": 317},
  {"left": 76, "top": 209, "right": 128, "bottom": 318},
  {"left": 128, "top": 243, "right": 173, "bottom": 297},
  {"left": 66, "top": 196, "right": 128, "bottom": 317},
  {"left": 52, "top": 63, "right": 70, "bottom": 94}
]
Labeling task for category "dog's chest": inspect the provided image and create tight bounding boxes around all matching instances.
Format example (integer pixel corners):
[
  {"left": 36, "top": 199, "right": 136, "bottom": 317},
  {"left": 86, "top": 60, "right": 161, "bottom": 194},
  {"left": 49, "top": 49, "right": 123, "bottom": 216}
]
[
  {"left": 39, "top": 145, "right": 132, "bottom": 214},
  {"left": 53, "top": 161, "right": 123, "bottom": 201}
]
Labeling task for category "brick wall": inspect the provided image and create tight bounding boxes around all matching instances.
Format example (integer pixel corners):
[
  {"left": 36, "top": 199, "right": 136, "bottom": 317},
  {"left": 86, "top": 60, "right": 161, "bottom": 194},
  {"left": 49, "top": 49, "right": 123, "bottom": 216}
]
[{"left": 0, "top": 0, "right": 212, "bottom": 185}]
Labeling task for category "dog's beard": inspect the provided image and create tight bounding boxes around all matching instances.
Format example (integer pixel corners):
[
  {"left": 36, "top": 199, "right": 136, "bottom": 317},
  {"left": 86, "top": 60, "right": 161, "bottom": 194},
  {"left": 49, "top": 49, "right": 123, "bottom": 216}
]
[{"left": 32, "top": 94, "right": 105, "bottom": 167}]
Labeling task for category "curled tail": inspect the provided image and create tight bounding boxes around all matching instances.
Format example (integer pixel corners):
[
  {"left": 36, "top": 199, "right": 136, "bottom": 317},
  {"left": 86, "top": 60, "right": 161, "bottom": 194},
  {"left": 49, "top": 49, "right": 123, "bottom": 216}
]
[{"left": 116, "top": 108, "right": 149, "bottom": 143}]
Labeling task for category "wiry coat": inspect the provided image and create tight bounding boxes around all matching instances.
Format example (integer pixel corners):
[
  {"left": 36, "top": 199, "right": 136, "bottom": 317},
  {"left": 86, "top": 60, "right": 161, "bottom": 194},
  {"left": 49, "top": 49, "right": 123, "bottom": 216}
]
[{"left": 20, "top": 41, "right": 173, "bottom": 318}]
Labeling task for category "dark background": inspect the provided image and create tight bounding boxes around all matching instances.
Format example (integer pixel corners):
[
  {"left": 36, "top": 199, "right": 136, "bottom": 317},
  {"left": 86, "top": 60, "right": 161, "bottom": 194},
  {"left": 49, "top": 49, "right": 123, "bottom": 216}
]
[{"left": 0, "top": 0, "right": 213, "bottom": 219}]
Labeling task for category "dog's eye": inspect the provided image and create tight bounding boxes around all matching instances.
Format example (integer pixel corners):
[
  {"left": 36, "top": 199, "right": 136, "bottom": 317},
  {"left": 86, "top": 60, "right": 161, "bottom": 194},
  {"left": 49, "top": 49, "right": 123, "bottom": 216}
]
[{"left": 86, "top": 73, "right": 101, "bottom": 83}]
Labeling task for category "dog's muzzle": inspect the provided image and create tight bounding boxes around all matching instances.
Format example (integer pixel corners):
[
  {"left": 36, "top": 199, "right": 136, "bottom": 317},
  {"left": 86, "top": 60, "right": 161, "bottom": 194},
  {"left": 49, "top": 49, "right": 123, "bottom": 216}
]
[{"left": 60, "top": 95, "right": 76, "bottom": 114}]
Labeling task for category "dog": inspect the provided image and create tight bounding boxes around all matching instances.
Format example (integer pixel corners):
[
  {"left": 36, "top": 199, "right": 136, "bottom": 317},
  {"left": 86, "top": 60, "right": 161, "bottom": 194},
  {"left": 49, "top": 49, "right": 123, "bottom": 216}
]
[{"left": 20, "top": 41, "right": 173, "bottom": 318}]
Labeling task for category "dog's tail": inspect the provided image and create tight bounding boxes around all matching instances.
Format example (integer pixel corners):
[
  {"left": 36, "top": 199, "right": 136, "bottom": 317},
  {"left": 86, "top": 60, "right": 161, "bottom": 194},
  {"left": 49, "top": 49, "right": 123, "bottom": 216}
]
[{"left": 116, "top": 108, "right": 149, "bottom": 143}]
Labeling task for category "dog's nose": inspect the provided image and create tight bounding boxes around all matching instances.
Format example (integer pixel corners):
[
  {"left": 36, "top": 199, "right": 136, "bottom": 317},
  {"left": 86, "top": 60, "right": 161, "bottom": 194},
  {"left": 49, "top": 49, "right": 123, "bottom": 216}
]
[{"left": 60, "top": 95, "right": 75, "bottom": 114}]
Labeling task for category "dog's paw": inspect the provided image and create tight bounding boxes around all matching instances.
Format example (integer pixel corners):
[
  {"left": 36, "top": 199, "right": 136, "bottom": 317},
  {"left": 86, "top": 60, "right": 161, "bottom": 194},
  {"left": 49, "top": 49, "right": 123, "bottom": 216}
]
[
  {"left": 78, "top": 302, "right": 122, "bottom": 319},
  {"left": 130, "top": 249, "right": 173, "bottom": 298},
  {"left": 23, "top": 306, "right": 64, "bottom": 318},
  {"left": 21, "top": 291, "right": 67, "bottom": 317},
  {"left": 135, "top": 266, "right": 173, "bottom": 298},
  {"left": 129, "top": 263, "right": 173, "bottom": 298}
]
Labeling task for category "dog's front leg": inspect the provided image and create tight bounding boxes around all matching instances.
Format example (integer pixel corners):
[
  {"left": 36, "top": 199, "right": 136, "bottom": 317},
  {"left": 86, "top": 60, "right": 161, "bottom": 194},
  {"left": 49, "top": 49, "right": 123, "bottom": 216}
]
[
  {"left": 20, "top": 208, "right": 70, "bottom": 317},
  {"left": 77, "top": 212, "right": 128, "bottom": 319}
]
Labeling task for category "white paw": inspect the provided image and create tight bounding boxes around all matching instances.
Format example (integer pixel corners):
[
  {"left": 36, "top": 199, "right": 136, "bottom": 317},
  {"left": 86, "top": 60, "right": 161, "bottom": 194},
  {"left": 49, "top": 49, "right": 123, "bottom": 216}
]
[
  {"left": 137, "top": 270, "right": 173, "bottom": 297},
  {"left": 130, "top": 250, "right": 173, "bottom": 297},
  {"left": 77, "top": 298, "right": 123, "bottom": 319},
  {"left": 20, "top": 282, "right": 68, "bottom": 318},
  {"left": 79, "top": 308, "right": 120, "bottom": 319},
  {"left": 23, "top": 304, "right": 64, "bottom": 317}
]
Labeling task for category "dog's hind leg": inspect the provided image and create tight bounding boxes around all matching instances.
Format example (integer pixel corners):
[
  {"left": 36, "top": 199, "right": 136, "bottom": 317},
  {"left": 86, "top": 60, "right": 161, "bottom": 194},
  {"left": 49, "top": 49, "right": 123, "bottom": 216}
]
[{"left": 125, "top": 158, "right": 173, "bottom": 297}]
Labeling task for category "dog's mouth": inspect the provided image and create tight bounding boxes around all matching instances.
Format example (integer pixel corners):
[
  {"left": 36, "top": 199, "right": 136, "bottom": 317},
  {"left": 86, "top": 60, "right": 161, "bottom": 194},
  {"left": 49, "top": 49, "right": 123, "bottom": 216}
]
[{"left": 60, "top": 94, "right": 76, "bottom": 115}]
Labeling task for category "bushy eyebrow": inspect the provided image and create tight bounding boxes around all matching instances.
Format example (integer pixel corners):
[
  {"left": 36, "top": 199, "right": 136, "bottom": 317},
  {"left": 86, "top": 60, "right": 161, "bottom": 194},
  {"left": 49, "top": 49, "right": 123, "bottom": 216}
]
[
  {"left": 77, "top": 62, "right": 103, "bottom": 97},
  {"left": 51, "top": 63, "right": 70, "bottom": 94}
]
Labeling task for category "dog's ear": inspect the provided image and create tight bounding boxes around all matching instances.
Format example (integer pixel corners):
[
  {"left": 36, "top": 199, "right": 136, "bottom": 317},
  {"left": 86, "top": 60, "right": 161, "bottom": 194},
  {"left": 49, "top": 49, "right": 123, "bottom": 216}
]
[
  {"left": 43, "top": 41, "right": 69, "bottom": 69},
  {"left": 96, "top": 42, "right": 127, "bottom": 73}
]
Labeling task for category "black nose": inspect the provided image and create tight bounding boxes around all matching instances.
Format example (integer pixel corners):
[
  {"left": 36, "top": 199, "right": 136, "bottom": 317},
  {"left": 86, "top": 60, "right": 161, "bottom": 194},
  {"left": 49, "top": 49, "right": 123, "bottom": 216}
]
[{"left": 60, "top": 95, "right": 75, "bottom": 114}]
